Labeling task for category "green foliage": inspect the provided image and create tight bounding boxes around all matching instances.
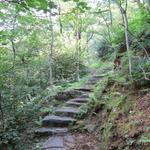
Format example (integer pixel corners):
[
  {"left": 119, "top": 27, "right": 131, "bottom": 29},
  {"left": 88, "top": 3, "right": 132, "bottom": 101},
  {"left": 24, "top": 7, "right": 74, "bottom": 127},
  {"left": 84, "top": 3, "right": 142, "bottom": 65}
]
[
  {"left": 138, "top": 135, "right": 150, "bottom": 144},
  {"left": 78, "top": 103, "right": 89, "bottom": 117},
  {"left": 105, "top": 92, "right": 126, "bottom": 109},
  {"left": 90, "top": 60, "right": 112, "bottom": 70},
  {"left": 0, "top": 129, "right": 20, "bottom": 146},
  {"left": 111, "top": 26, "right": 124, "bottom": 47},
  {"left": 0, "top": 0, "right": 150, "bottom": 149},
  {"left": 34, "top": 116, "right": 43, "bottom": 126},
  {"left": 68, "top": 75, "right": 90, "bottom": 89},
  {"left": 108, "top": 71, "right": 127, "bottom": 83},
  {"left": 77, "top": 77, "right": 108, "bottom": 118},
  {"left": 132, "top": 57, "right": 150, "bottom": 81},
  {"left": 94, "top": 78, "right": 108, "bottom": 100},
  {"left": 100, "top": 90, "right": 127, "bottom": 149},
  {"left": 54, "top": 51, "right": 87, "bottom": 81},
  {"left": 129, "top": 9, "right": 150, "bottom": 35},
  {"left": 15, "top": 0, "right": 56, "bottom": 12},
  {"left": 96, "top": 38, "right": 111, "bottom": 58},
  {"left": 40, "top": 106, "right": 54, "bottom": 115}
]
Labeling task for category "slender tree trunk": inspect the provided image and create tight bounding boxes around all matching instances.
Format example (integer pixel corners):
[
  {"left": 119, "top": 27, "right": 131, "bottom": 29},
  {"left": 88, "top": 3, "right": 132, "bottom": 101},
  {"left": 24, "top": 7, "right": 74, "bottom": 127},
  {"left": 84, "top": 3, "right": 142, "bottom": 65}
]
[
  {"left": 122, "top": 12, "right": 132, "bottom": 75},
  {"left": 10, "top": 13, "right": 18, "bottom": 116},
  {"left": 10, "top": 39, "right": 17, "bottom": 115},
  {"left": 76, "top": 32, "right": 80, "bottom": 81},
  {"left": 48, "top": 55, "right": 53, "bottom": 86},
  {"left": 75, "top": 10, "right": 80, "bottom": 81},
  {"left": 57, "top": 0, "right": 63, "bottom": 34},
  {"left": 77, "top": 40, "right": 80, "bottom": 81},
  {"left": 48, "top": 10, "right": 53, "bottom": 86},
  {"left": 116, "top": 0, "right": 132, "bottom": 76},
  {"left": 78, "top": 27, "right": 82, "bottom": 77},
  {"left": 84, "top": 32, "right": 93, "bottom": 64},
  {"left": 58, "top": 6, "right": 63, "bottom": 34}
]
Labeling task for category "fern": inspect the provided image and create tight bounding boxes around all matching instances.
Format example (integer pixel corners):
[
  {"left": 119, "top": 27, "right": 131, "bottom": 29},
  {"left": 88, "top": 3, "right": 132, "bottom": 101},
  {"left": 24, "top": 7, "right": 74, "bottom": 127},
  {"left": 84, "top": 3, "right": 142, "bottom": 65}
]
[{"left": 138, "top": 136, "right": 150, "bottom": 143}]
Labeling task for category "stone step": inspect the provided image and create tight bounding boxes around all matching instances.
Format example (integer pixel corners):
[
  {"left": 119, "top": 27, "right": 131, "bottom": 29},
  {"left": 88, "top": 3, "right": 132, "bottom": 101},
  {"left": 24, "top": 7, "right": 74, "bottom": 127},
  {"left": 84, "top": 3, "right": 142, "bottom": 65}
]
[
  {"left": 88, "top": 78, "right": 99, "bottom": 82},
  {"left": 74, "top": 86, "right": 94, "bottom": 92},
  {"left": 42, "top": 115, "right": 76, "bottom": 127},
  {"left": 34, "top": 127, "right": 68, "bottom": 136},
  {"left": 42, "top": 135, "right": 75, "bottom": 150},
  {"left": 86, "top": 83, "right": 97, "bottom": 86},
  {"left": 63, "top": 135, "right": 75, "bottom": 149},
  {"left": 54, "top": 90, "right": 85, "bottom": 101},
  {"left": 89, "top": 77, "right": 101, "bottom": 81},
  {"left": 65, "top": 101, "right": 84, "bottom": 107},
  {"left": 92, "top": 74, "right": 106, "bottom": 78},
  {"left": 68, "top": 98, "right": 89, "bottom": 103},
  {"left": 88, "top": 78, "right": 101, "bottom": 83},
  {"left": 86, "top": 81, "right": 97, "bottom": 85},
  {"left": 86, "top": 75, "right": 106, "bottom": 85},
  {"left": 42, "top": 136, "right": 64, "bottom": 150},
  {"left": 79, "top": 92, "right": 90, "bottom": 98},
  {"left": 55, "top": 107, "right": 80, "bottom": 117}
]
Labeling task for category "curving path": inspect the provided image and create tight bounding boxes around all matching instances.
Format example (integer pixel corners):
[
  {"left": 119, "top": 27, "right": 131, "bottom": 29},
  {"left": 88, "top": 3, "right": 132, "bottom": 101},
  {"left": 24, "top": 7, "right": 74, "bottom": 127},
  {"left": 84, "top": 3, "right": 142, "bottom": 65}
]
[{"left": 34, "top": 73, "right": 106, "bottom": 150}]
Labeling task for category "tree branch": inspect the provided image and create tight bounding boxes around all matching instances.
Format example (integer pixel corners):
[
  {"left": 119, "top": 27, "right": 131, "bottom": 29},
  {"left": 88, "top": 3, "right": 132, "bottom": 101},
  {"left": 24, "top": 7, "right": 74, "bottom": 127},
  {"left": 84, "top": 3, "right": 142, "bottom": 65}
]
[{"left": 136, "top": 56, "right": 150, "bottom": 81}]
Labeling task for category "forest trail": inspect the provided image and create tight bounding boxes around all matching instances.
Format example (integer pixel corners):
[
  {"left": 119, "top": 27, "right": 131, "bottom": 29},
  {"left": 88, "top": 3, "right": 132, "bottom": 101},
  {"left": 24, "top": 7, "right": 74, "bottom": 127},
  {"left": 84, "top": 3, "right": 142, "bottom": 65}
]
[
  {"left": 1, "top": 1, "right": 150, "bottom": 150},
  {"left": 34, "top": 69, "right": 107, "bottom": 150}
]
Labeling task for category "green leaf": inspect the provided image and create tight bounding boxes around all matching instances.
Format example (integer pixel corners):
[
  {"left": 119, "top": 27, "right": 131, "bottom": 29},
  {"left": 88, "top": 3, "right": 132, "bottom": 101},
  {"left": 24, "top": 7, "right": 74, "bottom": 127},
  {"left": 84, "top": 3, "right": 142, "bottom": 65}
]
[
  {"left": 62, "top": 0, "right": 72, "bottom": 2},
  {"left": 49, "top": 1, "right": 57, "bottom": 9},
  {"left": 38, "top": 0, "right": 48, "bottom": 10},
  {"left": 73, "top": 0, "right": 80, "bottom": 2}
]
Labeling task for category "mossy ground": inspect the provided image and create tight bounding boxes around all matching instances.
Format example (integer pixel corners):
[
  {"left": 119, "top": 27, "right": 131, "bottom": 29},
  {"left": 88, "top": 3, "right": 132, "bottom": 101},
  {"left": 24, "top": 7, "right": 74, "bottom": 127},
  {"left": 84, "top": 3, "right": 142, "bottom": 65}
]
[
  {"left": 94, "top": 74, "right": 149, "bottom": 150},
  {"left": 73, "top": 71, "right": 150, "bottom": 150}
]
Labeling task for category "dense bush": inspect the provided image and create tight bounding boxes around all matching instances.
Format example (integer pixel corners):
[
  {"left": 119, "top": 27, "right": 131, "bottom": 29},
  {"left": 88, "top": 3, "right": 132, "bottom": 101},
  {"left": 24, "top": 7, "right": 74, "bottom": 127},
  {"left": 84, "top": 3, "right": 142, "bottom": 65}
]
[{"left": 53, "top": 51, "right": 87, "bottom": 81}]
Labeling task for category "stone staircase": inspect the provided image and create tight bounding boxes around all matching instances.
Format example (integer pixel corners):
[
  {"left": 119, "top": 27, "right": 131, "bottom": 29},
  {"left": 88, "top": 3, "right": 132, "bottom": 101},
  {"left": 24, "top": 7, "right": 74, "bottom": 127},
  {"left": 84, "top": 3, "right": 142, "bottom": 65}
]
[{"left": 34, "top": 74, "right": 105, "bottom": 150}]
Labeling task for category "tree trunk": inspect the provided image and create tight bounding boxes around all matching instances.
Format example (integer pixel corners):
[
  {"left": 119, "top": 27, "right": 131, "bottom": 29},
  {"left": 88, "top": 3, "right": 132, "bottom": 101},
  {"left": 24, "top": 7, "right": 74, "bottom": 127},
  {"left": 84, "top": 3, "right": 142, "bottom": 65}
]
[
  {"left": 76, "top": 43, "right": 80, "bottom": 81},
  {"left": 75, "top": 10, "right": 80, "bottom": 81},
  {"left": 122, "top": 12, "right": 132, "bottom": 76},
  {"left": 58, "top": 7, "right": 63, "bottom": 34},
  {"left": 116, "top": 0, "right": 132, "bottom": 76},
  {"left": 48, "top": 10, "right": 53, "bottom": 86},
  {"left": 10, "top": 39, "right": 17, "bottom": 115},
  {"left": 48, "top": 55, "right": 53, "bottom": 86},
  {"left": 76, "top": 30, "right": 80, "bottom": 81}
]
